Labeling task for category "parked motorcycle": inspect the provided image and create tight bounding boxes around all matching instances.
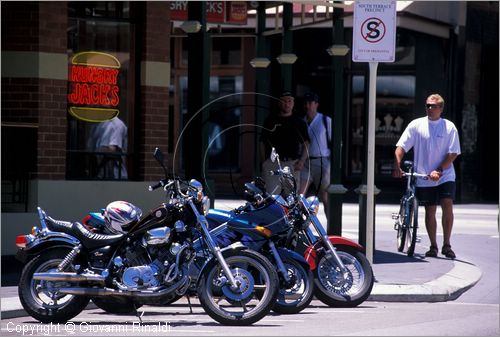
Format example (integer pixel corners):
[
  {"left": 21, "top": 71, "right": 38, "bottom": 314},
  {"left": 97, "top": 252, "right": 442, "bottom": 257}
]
[
  {"left": 206, "top": 148, "right": 374, "bottom": 307},
  {"left": 15, "top": 148, "right": 279, "bottom": 326},
  {"left": 83, "top": 194, "right": 313, "bottom": 315}
]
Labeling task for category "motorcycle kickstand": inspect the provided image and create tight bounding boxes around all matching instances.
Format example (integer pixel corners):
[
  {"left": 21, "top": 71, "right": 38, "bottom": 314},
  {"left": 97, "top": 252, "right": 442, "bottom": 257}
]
[
  {"left": 133, "top": 303, "right": 143, "bottom": 324},
  {"left": 185, "top": 295, "right": 193, "bottom": 314}
]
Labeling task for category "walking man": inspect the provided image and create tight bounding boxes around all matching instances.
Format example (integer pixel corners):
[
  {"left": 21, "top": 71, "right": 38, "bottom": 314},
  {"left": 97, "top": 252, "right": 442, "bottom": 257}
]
[{"left": 393, "top": 94, "right": 461, "bottom": 258}]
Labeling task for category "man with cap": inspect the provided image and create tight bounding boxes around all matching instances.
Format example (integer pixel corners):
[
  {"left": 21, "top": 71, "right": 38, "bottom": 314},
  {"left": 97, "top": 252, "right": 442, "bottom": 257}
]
[
  {"left": 260, "top": 91, "right": 310, "bottom": 194},
  {"left": 299, "top": 92, "right": 332, "bottom": 218}
]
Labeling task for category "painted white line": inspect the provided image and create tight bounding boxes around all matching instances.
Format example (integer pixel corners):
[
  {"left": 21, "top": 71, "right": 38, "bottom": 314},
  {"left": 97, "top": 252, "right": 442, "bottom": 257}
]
[
  {"left": 170, "top": 330, "right": 215, "bottom": 333},
  {"left": 305, "top": 310, "right": 366, "bottom": 314},
  {"left": 261, "top": 319, "right": 305, "bottom": 322},
  {"left": 443, "top": 302, "right": 499, "bottom": 308}
]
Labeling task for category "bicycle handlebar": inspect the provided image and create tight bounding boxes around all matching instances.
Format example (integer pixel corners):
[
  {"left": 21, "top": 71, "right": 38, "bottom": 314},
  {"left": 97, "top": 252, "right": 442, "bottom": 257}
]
[{"left": 402, "top": 172, "right": 429, "bottom": 179}]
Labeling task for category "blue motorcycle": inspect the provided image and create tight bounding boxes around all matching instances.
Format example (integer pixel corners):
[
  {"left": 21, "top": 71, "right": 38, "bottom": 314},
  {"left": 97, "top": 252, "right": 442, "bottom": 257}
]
[{"left": 205, "top": 148, "right": 374, "bottom": 308}]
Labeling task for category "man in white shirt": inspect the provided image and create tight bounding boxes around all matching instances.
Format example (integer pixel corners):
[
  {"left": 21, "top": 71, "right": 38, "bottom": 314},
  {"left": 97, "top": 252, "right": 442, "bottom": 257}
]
[
  {"left": 89, "top": 117, "right": 128, "bottom": 179},
  {"left": 299, "top": 92, "right": 332, "bottom": 218},
  {"left": 393, "top": 94, "right": 461, "bottom": 259}
]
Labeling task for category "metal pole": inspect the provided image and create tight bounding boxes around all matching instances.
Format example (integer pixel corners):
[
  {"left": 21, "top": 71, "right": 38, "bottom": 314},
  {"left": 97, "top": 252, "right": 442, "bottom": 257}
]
[{"left": 366, "top": 61, "right": 378, "bottom": 264}]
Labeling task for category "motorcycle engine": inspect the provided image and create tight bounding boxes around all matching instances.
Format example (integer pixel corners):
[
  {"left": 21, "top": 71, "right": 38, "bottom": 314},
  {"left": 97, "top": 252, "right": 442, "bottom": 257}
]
[
  {"left": 116, "top": 227, "right": 185, "bottom": 290},
  {"left": 122, "top": 265, "right": 160, "bottom": 288}
]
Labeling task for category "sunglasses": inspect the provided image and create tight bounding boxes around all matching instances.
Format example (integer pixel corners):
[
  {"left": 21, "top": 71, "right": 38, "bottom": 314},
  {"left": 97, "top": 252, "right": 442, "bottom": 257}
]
[{"left": 425, "top": 104, "right": 442, "bottom": 109}]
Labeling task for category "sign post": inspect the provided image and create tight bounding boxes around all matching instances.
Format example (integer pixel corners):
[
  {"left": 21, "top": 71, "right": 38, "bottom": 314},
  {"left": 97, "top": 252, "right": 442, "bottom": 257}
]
[{"left": 352, "top": 1, "right": 396, "bottom": 264}]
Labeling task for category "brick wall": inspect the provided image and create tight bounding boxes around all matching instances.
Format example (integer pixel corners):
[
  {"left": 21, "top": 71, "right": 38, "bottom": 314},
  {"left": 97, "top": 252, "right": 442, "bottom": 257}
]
[
  {"left": 1, "top": 2, "right": 39, "bottom": 51},
  {"left": 2, "top": 2, "right": 68, "bottom": 180},
  {"left": 37, "top": 2, "right": 68, "bottom": 179},
  {"left": 1, "top": 2, "right": 40, "bottom": 123},
  {"left": 139, "top": 2, "right": 170, "bottom": 181}
]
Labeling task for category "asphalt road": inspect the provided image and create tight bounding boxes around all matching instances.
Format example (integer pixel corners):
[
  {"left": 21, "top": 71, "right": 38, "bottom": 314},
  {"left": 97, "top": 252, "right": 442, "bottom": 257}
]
[{"left": 1, "top": 298, "right": 498, "bottom": 336}]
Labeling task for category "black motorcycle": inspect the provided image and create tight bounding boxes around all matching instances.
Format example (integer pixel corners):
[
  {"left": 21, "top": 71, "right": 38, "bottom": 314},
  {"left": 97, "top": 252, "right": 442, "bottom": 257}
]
[{"left": 15, "top": 148, "right": 279, "bottom": 326}]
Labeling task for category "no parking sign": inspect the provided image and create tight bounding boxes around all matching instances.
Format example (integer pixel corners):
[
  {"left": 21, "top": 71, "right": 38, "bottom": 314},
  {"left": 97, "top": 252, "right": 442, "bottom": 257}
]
[{"left": 353, "top": 1, "right": 396, "bottom": 62}]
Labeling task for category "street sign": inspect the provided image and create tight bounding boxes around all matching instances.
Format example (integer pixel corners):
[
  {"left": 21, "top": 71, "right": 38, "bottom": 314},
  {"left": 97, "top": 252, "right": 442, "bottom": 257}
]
[{"left": 352, "top": 1, "right": 396, "bottom": 62}]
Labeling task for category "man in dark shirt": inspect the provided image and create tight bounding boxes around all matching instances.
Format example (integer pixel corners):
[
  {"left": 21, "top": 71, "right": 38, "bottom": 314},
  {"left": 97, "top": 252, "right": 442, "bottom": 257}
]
[{"left": 260, "top": 91, "right": 310, "bottom": 194}]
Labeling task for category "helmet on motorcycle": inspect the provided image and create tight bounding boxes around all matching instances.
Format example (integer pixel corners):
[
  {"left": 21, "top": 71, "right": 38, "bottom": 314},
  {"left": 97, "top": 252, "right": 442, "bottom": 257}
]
[{"left": 103, "top": 201, "right": 142, "bottom": 234}]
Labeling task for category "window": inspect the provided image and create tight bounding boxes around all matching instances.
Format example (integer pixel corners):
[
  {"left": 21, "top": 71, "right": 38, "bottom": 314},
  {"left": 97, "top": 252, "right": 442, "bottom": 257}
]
[
  {"left": 179, "top": 75, "right": 243, "bottom": 171},
  {"left": 66, "top": 3, "right": 135, "bottom": 180},
  {"left": 349, "top": 75, "right": 416, "bottom": 176}
]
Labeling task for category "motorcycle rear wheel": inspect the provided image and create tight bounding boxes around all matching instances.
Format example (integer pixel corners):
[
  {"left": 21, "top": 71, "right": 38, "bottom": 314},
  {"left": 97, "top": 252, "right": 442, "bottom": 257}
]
[
  {"left": 18, "top": 248, "right": 90, "bottom": 323},
  {"left": 197, "top": 249, "right": 279, "bottom": 326},
  {"left": 272, "top": 258, "right": 314, "bottom": 314},
  {"left": 313, "top": 246, "right": 374, "bottom": 308}
]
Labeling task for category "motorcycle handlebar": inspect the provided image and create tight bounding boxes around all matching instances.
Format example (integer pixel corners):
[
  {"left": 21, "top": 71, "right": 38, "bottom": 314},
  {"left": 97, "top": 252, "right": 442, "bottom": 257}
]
[
  {"left": 269, "top": 170, "right": 282, "bottom": 176},
  {"left": 148, "top": 179, "right": 168, "bottom": 191}
]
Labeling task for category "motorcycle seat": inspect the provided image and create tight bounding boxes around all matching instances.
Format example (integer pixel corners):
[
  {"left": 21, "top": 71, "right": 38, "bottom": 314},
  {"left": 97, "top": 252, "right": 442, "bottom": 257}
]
[
  {"left": 45, "top": 217, "right": 124, "bottom": 249},
  {"left": 71, "top": 222, "right": 125, "bottom": 249}
]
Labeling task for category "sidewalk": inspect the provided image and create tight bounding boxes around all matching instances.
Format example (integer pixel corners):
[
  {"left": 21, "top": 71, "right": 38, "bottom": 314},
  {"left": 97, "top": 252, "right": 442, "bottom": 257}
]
[{"left": 1, "top": 202, "right": 485, "bottom": 319}]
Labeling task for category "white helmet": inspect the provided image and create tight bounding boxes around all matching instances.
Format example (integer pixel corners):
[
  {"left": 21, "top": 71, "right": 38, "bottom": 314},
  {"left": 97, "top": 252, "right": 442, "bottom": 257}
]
[{"left": 104, "top": 201, "right": 142, "bottom": 234}]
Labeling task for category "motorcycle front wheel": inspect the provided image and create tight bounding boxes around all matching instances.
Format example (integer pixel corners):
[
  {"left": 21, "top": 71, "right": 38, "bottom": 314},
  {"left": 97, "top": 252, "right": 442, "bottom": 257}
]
[
  {"left": 313, "top": 246, "right": 374, "bottom": 308},
  {"left": 272, "top": 258, "right": 314, "bottom": 314},
  {"left": 18, "top": 248, "right": 90, "bottom": 323},
  {"left": 197, "top": 249, "right": 279, "bottom": 326}
]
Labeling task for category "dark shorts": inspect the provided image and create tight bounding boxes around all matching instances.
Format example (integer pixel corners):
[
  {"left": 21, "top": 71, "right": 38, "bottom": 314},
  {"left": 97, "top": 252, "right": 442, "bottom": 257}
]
[{"left": 416, "top": 181, "right": 456, "bottom": 206}]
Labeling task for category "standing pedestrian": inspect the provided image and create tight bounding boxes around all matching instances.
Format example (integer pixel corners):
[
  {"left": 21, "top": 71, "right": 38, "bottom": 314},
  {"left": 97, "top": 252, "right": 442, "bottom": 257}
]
[
  {"left": 393, "top": 94, "right": 461, "bottom": 258},
  {"left": 260, "top": 91, "right": 310, "bottom": 194},
  {"left": 299, "top": 92, "right": 332, "bottom": 219},
  {"left": 88, "top": 116, "right": 128, "bottom": 179}
]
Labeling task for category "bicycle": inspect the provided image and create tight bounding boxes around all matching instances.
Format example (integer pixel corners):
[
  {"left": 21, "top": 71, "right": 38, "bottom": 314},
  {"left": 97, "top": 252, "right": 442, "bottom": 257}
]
[{"left": 392, "top": 161, "right": 428, "bottom": 257}]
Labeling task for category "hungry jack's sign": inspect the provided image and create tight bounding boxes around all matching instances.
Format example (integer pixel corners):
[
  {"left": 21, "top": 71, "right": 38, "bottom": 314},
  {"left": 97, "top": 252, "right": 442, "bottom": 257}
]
[{"left": 68, "top": 52, "right": 121, "bottom": 122}]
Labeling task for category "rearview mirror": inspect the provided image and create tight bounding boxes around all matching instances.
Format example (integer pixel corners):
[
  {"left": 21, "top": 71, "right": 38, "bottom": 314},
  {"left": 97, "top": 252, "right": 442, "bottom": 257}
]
[
  {"left": 270, "top": 147, "right": 278, "bottom": 163},
  {"left": 153, "top": 147, "right": 168, "bottom": 177}
]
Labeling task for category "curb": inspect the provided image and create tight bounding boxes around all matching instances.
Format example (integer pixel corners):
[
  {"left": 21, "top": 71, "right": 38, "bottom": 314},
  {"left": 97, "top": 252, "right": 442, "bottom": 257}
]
[{"left": 368, "top": 259, "right": 482, "bottom": 302}]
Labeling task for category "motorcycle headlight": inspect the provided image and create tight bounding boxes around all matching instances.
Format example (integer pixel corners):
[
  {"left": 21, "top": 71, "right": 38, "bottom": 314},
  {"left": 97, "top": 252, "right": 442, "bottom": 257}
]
[
  {"left": 202, "top": 196, "right": 210, "bottom": 215},
  {"left": 306, "top": 196, "right": 320, "bottom": 215}
]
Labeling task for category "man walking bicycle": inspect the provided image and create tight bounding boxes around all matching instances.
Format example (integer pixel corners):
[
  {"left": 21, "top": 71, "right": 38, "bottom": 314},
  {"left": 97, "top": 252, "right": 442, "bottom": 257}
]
[{"left": 392, "top": 94, "right": 461, "bottom": 258}]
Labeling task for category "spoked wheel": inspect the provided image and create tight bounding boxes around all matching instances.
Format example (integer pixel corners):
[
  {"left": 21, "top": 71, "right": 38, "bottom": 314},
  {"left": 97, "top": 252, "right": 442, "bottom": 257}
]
[
  {"left": 197, "top": 249, "right": 279, "bottom": 326},
  {"left": 396, "top": 202, "right": 407, "bottom": 252},
  {"left": 272, "top": 258, "right": 314, "bottom": 314},
  {"left": 313, "top": 246, "right": 374, "bottom": 307},
  {"left": 405, "top": 198, "right": 419, "bottom": 257},
  {"left": 18, "top": 249, "right": 90, "bottom": 323}
]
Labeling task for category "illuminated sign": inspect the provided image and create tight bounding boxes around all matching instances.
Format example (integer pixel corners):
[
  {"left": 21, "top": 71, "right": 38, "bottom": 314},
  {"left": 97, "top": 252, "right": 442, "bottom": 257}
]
[
  {"left": 170, "top": 1, "right": 247, "bottom": 25},
  {"left": 67, "top": 52, "right": 121, "bottom": 122}
]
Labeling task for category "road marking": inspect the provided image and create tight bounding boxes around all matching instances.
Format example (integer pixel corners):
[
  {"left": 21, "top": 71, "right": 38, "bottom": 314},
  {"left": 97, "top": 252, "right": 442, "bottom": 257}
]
[
  {"left": 305, "top": 310, "right": 366, "bottom": 314},
  {"left": 443, "top": 302, "right": 499, "bottom": 308}
]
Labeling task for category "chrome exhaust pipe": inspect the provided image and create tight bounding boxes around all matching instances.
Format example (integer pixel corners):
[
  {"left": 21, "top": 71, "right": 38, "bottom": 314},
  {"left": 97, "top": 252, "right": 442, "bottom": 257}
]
[
  {"left": 33, "top": 272, "right": 105, "bottom": 283},
  {"left": 59, "top": 275, "right": 189, "bottom": 298}
]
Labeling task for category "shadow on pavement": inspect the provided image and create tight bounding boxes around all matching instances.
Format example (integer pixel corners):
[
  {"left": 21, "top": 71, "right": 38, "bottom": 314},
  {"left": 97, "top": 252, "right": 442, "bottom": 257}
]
[
  {"left": 1, "top": 255, "right": 22, "bottom": 287},
  {"left": 374, "top": 249, "right": 428, "bottom": 264}
]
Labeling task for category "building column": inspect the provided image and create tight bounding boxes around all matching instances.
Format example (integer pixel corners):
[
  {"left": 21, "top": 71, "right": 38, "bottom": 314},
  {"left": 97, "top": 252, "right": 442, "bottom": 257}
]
[{"left": 327, "top": 5, "right": 349, "bottom": 235}]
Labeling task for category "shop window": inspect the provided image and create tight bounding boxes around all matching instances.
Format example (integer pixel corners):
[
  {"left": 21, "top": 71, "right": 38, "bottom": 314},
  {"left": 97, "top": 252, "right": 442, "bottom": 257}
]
[
  {"left": 349, "top": 75, "right": 415, "bottom": 176},
  {"left": 212, "top": 37, "right": 242, "bottom": 66},
  {"left": 66, "top": 6, "right": 135, "bottom": 180},
  {"left": 180, "top": 36, "right": 242, "bottom": 67},
  {"left": 179, "top": 75, "right": 243, "bottom": 171}
]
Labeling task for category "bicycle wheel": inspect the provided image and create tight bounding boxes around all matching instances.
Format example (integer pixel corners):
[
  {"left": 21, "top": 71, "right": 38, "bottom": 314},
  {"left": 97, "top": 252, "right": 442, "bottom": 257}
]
[
  {"left": 396, "top": 201, "right": 407, "bottom": 252},
  {"left": 405, "top": 197, "right": 419, "bottom": 257}
]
